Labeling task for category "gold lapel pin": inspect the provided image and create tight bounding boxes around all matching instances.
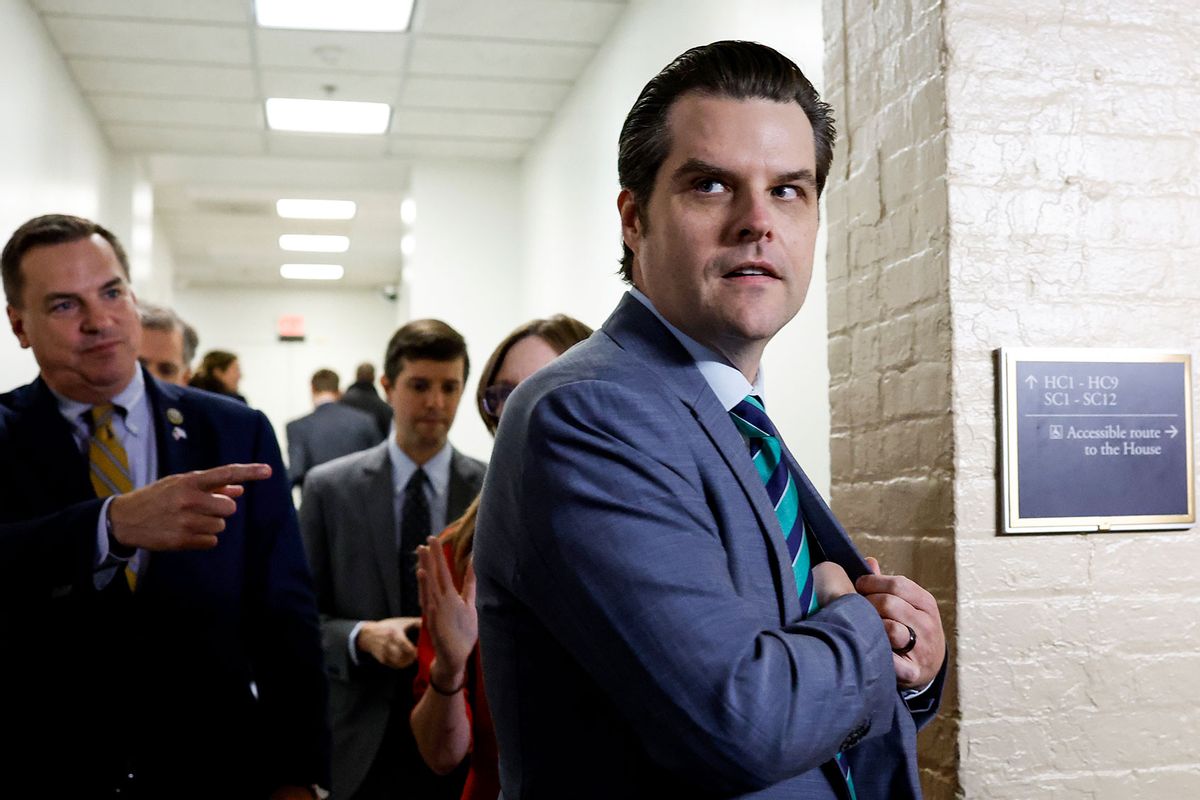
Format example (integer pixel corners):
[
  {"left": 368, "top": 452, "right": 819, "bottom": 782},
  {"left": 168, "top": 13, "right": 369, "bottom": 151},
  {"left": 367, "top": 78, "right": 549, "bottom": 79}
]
[{"left": 167, "top": 408, "right": 184, "bottom": 425}]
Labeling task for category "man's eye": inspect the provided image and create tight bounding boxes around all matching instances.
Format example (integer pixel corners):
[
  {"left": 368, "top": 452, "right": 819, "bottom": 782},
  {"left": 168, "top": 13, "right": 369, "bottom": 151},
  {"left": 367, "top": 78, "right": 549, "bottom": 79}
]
[
  {"left": 773, "top": 185, "right": 801, "bottom": 200},
  {"left": 694, "top": 178, "right": 728, "bottom": 194},
  {"left": 104, "top": 287, "right": 124, "bottom": 299},
  {"left": 49, "top": 300, "right": 76, "bottom": 313}
]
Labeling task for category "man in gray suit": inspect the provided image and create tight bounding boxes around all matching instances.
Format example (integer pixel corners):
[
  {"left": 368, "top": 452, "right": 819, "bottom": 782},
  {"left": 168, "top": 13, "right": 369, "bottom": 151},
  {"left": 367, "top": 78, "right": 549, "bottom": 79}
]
[
  {"left": 286, "top": 368, "right": 380, "bottom": 489},
  {"left": 475, "top": 41, "right": 946, "bottom": 798},
  {"left": 300, "top": 319, "right": 485, "bottom": 799}
]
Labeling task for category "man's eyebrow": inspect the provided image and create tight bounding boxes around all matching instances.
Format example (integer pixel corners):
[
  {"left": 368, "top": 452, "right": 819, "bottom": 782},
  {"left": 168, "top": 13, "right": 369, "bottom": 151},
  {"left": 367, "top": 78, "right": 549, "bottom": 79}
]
[{"left": 778, "top": 169, "right": 818, "bottom": 189}]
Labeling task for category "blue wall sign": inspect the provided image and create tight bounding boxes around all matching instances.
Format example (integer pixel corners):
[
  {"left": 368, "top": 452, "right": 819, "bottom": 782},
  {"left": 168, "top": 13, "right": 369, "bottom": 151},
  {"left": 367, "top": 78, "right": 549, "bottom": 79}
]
[{"left": 998, "top": 348, "right": 1194, "bottom": 534}]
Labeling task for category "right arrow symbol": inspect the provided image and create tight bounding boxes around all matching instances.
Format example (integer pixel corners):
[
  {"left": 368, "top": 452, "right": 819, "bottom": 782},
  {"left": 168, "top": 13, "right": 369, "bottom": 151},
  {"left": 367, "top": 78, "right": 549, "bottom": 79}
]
[{"left": 1166, "top": 425, "right": 1179, "bottom": 438}]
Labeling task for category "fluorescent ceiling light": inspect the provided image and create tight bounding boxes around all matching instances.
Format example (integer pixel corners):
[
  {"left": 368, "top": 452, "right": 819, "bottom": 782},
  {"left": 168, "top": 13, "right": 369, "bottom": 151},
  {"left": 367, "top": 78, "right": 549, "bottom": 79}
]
[
  {"left": 256, "top": 0, "right": 416, "bottom": 32},
  {"left": 401, "top": 234, "right": 416, "bottom": 257},
  {"left": 266, "top": 98, "right": 390, "bottom": 135},
  {"left": 279, "top": 234, "right": 350, "bottom": 253},
  {"left": 277, "top": 199, "right": 357, "bottom": 220},
  {"left": 280, "top": 263, "right": 344, "bottom": 281},
  {"left": 400, "top": 197, "right": 417, "bottom": 225}
]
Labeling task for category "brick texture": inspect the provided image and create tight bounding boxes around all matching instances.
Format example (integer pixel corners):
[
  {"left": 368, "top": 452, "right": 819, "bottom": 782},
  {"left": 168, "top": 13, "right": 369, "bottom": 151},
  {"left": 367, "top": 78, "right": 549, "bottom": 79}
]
[{"left": 825, "top": 0, "right": 1200, "bottom": 797}]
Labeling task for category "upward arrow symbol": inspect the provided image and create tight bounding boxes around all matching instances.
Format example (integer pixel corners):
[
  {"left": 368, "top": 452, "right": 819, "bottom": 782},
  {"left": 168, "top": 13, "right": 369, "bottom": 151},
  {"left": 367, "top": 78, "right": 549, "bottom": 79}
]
[{"left": 1024, "top": 375, "right": 1038, "bottom": 389}]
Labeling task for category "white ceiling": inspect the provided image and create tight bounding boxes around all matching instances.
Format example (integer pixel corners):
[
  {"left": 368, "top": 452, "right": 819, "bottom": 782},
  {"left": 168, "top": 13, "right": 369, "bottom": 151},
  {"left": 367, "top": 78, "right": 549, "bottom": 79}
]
[{"left": 30, "top": 0, "right": 628, "bottom": 288}]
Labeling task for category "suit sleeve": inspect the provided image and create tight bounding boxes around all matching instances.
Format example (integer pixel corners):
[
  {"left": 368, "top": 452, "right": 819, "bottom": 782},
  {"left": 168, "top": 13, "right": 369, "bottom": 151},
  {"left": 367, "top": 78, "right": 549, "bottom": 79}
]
[
  {"left": 242, "top": 410, "right": 332, "bottom": 789},
  {"left": 298, "top": 466, "right": 362, "bottom": 680},
  {"left": 0, "top": 503, "right": 104, "bottom": 605},
  {"left": 507, "top": 380, "right": 899, "bottom": 792},
  {"left": 286, "top": 421, "right": 308, "bottom": 488}
]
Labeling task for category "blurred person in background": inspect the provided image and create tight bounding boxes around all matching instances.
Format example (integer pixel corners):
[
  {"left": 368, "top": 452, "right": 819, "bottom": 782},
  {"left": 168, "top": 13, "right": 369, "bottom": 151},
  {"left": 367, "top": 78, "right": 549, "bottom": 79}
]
[
  {"left": 137, "top": 300, "right": 196, "bottom": 386},
  {"left": 341, "top": 361, "right": 392, "bottom": 440},
  {"left": 190, "top": 348, "right": 245, "bottom": 403},
  {"left": 287, "top": 367, "right": 381, "bottom": 491}
]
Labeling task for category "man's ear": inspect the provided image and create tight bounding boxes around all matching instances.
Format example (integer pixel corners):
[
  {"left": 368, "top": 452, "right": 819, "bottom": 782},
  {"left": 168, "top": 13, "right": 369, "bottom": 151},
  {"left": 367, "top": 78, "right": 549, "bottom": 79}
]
[
  {"left": 617, "top": 189, "right": 642, "bottom": 255},
  {"left": 6, "top": 305, "right": 30, "bottom": 349},
  {"left": 379, "top": 374, "right": 392, "bottom": 395}
]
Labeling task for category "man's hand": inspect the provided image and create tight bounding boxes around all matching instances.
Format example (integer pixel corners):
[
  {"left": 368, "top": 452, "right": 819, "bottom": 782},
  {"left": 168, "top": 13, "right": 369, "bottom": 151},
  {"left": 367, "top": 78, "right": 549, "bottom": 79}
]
[
  {"left": 416, "top": 536, "right": 477, "bottom": 690},
  {"left": 811, "top": 560, "right": 856, "bottom": 607},
  {"left": 356, "top": 617, "right": 421, "bottom": 670},
  {"left": 107, "top": 463, "right": 272, "bottom": 551},
  {"left": 855, "top": 557, "right": 945, "bottom": 689}
]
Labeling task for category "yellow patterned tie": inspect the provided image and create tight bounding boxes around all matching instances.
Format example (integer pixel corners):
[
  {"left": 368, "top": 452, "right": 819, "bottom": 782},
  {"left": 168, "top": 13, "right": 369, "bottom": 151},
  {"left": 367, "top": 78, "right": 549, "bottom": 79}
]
[{"left": 88, "top": 404, "right": 137, "bottom": 592}]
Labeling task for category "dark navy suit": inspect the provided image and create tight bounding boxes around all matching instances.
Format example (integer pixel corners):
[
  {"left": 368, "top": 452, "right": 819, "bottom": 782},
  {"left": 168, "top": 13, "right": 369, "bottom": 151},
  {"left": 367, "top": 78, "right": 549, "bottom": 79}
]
[
  {"left": 474, "top": 295, "right": 943, "bottom": 799},
  {"left": 0, "top": 370, "right": 330, "bottom": 798}
]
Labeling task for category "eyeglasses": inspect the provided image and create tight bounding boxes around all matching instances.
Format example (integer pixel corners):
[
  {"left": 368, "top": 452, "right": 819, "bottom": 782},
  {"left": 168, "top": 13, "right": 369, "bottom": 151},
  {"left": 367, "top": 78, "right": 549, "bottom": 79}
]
[{"left": 482, "top": 383, "right": 516, "bottom": 417}]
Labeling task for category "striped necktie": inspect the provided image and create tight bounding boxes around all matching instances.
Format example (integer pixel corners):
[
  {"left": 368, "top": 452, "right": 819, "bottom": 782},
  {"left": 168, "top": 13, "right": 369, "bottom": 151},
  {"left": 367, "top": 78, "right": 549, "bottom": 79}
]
[
  {"left": 728, "top": 395, "right": 857, "bottom": 800},
  {"left": 88, "top": 404, "right": 138, "bottom": 592}
]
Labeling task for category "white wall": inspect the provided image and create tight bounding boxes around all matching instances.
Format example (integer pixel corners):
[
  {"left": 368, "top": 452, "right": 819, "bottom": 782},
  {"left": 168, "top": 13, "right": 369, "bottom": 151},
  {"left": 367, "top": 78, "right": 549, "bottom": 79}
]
[
  {"left": 0, "top": 0, "right": 116, "bottom": 388},
  {"left": 518, "top": 0, "right": 832, "bottom": 495},
  {"left": 173, "top": 284, "right": 401, "bottom": 456},
  {"left": 405, "top": 159, "right": 523, "bottom": 462}
]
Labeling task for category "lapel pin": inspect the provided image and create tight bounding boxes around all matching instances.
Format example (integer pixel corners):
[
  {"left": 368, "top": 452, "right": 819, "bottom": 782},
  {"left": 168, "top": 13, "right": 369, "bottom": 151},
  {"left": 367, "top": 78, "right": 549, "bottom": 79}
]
[
  {"left": 172, "top": 426, "right": 187, "bottom": 441},
  {"left": 167, "top": 408, "right": 184, "bottom": 425}
]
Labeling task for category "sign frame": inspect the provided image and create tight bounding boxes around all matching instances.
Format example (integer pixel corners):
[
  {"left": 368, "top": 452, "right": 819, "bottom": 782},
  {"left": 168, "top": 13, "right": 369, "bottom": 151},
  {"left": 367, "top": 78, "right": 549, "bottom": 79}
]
[{"left": 998, "top": 347, "right": 1194, "bottom": 535}]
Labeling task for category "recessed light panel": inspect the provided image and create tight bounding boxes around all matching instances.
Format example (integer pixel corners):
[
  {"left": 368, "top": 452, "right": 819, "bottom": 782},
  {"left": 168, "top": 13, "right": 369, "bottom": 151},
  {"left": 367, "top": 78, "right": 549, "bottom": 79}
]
[
  {"left": 255, "top": 0, "right": 416, "bottom": 32},
  {"left": 266, "top": 98, "right": 391, "bottom": 135},
  {"left": 280, "top": 263, "right": 344, "bottom": 281},
  {"left": 277, "top": 199, "right": 357, "bottom": 220},
  {"left": 279, "top": 234, "right": 350, "bottom": 253}
]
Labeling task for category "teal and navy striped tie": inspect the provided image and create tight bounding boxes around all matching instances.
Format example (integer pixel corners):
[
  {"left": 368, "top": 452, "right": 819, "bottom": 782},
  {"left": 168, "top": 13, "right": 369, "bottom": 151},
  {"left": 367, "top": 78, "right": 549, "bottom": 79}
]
[{"left": 729, "top": 394, "right": 857, "bottom": 800}]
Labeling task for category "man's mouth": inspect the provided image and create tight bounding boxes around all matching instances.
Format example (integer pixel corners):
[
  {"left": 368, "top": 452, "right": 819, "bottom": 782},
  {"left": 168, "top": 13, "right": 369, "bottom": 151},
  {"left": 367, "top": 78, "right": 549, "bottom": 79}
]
[{"left": 723, "top": 262, "right": 779, "bottom": 279}]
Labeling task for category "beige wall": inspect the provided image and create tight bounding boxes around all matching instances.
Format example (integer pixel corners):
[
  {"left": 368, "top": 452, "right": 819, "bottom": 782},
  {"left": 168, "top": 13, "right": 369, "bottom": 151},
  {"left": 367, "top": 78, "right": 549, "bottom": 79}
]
[
  {"left": 822, "top": 0, "right": 957, "bottom": 795},
  {"left": 825, "top": 0, "right": 1200, "bottom": 797}
]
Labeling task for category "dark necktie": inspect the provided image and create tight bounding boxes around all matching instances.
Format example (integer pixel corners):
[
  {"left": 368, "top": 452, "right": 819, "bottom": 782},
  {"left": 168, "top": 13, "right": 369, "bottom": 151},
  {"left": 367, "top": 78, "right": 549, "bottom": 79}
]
[
  {"left": 728, "top": 395, "right": 858, "bottom": 800},
  {"left": 399, "top": 468, "right": 431, "bottom": 616}
]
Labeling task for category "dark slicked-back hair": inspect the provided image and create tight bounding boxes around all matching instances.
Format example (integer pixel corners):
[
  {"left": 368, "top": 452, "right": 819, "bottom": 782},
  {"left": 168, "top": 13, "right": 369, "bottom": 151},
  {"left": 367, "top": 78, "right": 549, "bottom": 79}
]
[
  {"left": 310, "top": 368, "right": 340, "bottom": 394},
  {"left": 2, "top": 214, "right": 131, "bottom": 307},
  {"left": 616, "top": 40, "right": 836, "bottom": 282},
  {"left": 383, "top": 319, "right": 469, "bottom": 383}
]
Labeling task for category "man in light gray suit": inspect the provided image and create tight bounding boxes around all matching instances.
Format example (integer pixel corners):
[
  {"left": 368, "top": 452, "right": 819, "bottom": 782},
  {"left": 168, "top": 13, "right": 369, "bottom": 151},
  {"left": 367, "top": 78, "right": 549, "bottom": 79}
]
[
  {"left": 475, "top": 41, "right": 946, "bottom": 799},
  {"left": 300, "top": 320, "right": 485, "bottom": 799}
]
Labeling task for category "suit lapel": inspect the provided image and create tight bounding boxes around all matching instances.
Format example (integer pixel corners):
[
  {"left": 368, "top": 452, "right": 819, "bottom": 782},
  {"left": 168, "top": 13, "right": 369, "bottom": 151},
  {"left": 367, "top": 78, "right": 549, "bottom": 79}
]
[
  {"left": 446, "top": 449, "right": 477, "bottom": 521},
  {"left": 360, "top": 445, "right": 402, "bottom": 616},
  {"left": 602, "top": 296, "right": 801, "bottom": 623},
  {"left": 781, "top": 444, "right": 869, "bottom": 581},
  {"left": 145, "top": 376, "right": 199, "bottom": 478},
  {"left": 17, "top": 379, "right": 93, "bottom": 507}
]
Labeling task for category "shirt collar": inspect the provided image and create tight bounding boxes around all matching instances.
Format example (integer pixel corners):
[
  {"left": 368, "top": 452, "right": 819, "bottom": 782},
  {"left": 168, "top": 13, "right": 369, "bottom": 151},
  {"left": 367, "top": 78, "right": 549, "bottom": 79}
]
[
  {"left": 51, "top": 367, "right": 148, "bottom": 432},
  {"left": 387, "top": 436, "right": 453, "bottom": 498},
  {"left": 628, "top": 288, "right": 765, "bottom": 412}
]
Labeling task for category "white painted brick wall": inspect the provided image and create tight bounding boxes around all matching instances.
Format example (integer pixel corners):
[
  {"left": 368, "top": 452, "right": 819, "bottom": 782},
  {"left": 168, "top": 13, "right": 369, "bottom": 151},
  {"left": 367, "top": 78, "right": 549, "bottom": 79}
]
[
  {"left": 946, "top": 0, "right": 1200, "bottom": 796},
  {"left": 827, "top": 0, "right": 1200, "bottom": 797}
]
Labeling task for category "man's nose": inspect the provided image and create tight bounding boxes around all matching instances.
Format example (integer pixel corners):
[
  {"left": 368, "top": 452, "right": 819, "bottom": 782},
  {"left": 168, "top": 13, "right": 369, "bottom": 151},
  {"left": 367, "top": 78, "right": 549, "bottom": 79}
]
[
  {"left": 80, "top": 303, "right": 109, "bottom": 332},
  {"left": 732, "top": 192, "right": 773, "bottom": 243}
]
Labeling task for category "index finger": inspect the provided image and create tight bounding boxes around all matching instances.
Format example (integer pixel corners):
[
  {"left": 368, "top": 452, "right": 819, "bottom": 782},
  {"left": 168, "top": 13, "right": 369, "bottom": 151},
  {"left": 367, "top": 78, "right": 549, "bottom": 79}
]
[{"left": 191, "top": 463, "right": 272, "bottom": 489}]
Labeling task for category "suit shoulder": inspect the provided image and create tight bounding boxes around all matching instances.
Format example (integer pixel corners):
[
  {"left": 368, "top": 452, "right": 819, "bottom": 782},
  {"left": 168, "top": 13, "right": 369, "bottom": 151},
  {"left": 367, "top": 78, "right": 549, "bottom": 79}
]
[{"left": 307, "top": 442, "right": 385, "bottom": 483}]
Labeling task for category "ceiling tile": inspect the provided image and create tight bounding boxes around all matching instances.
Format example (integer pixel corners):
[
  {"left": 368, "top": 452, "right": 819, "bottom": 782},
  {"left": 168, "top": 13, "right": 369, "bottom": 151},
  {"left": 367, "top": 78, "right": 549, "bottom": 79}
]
[
  {"left": 388, "top": 137, "right": 527, "bottom": 160},
  {"left": 90, "top": 95, "right": 263, "bottom": 128},
  {"left": 390, "top": 108, "right": 546, "bottom": 139},
  {"left": 45, "top": 17, "right": 251, "bottom": 64},
  {"left": 401, "top": 76, "right": 568, "bottom": 113},
  {"left": 267, "top": 132, "right": 391, "bottom": 159},
  {"left": 70, "top": 59, "right": 256, "bottom": 99},
  {"left": 260, "top": 70, "right": 402, "bottom": 104},
  {"left": 255, "top": 29, "right": 409, "bottom": 72},
  {"left": 416, "top": 0, "right": 625, "bottom": 45},
  {"left": 410, "top": 36, "right": 594, "bottom": 80},
  {"left": 32, "top": 0, "right": 248, "bottom": 24},
  {"left": 106, "top": 125, "right": 265, "bottom": 156}
]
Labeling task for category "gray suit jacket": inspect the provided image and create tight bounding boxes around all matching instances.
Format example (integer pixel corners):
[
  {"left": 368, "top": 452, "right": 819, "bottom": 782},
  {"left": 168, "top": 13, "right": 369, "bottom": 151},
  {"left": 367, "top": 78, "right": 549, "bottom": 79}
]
[
  {"left": 299, "top": 441, "right": 485, "bottom": 797},
  {"left": 474, "top": 295, "right": 943, "bottom": 799},
  {"left": 286, "top": 402, "right": 381, "bottom": 488}
]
